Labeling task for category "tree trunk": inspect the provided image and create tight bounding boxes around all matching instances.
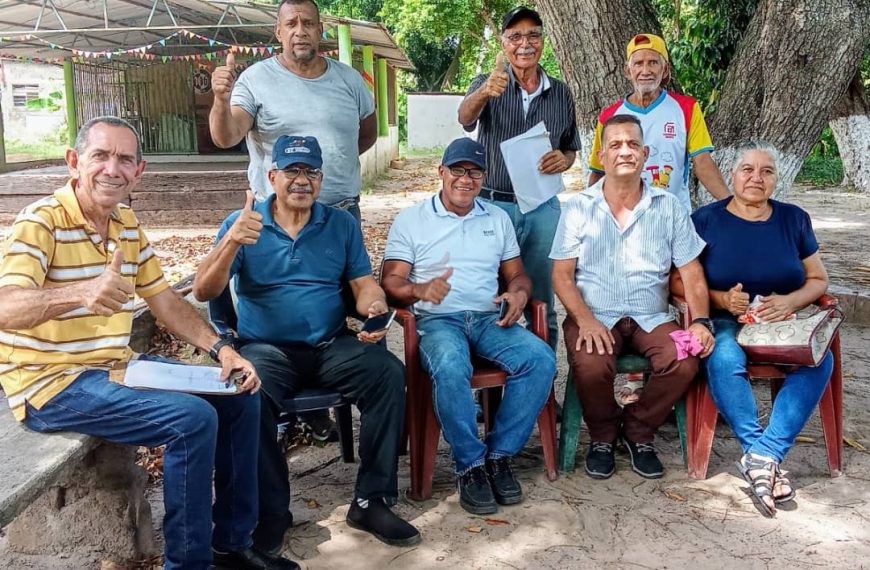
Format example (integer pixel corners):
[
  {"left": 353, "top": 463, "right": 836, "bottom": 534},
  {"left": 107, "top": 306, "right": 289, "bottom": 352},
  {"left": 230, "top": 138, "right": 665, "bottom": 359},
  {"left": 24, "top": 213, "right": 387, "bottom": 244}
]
[
  {"left": 704, "top": 0, "right": 870, "bottom": 204},
  {"left": 441, "top": 41, "right": 463, "bottom": 91},
  {"left": 830, "top": 71, "right": 870, "bottom": 192},
  {"left": 536, "top": 0, "right": 662, "bottom": 172}
]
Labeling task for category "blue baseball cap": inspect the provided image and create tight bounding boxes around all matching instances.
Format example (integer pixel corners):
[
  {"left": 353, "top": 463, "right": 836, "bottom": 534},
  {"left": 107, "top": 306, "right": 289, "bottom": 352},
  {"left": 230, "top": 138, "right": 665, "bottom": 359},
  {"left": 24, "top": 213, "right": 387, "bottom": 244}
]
[
  {"left": 441, "top": 138, "right": 487, "bottom": 170},
  {"left": 271, "top": 135, "right": 323, "bottom": 170}
]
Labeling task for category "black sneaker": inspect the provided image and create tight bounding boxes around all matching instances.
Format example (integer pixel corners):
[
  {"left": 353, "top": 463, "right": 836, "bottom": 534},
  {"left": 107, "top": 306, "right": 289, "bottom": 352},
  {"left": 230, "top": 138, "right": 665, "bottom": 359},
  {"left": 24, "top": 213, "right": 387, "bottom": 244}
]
[
  {"left": 212, "top": 547, "right": 300, "bottom": 570},
  {"left": 458, "top": 465, "right": 497, "bottom": 515},
  {"left": 621, "top": 436, "right": 664, "bottom": 479},
  {"left": 585, "top": 441, "right": 616, "bottom": 479},
  {"left": 485, "top": 456, "right": 523, "bottom": 505},
  {"left": 346, "top": 498, "right": 422, "bottom": 547}
]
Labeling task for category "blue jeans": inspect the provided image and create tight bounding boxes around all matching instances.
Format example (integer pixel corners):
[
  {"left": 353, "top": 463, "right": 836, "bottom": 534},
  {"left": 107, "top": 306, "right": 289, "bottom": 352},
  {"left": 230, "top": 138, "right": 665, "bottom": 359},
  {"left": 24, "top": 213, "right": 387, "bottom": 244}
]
[
  {"left": 705, "top": 316, "right": 834, "bottom": 462},
  {"left": 486, "top": 196, "right": 561, "bottom": 351},
  {"left": 22, "top": 356, "right": 260, "bottom": 570},
  {"left": 417, "top": 311, "right": 556, "bottom": 474}
]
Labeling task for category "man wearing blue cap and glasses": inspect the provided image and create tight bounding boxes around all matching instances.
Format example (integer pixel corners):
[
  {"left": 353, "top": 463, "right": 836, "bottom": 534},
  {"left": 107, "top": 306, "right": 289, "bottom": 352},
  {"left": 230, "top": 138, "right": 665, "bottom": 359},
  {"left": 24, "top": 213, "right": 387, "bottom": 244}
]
[
  {"left": 194, "top": 135, "right": 420, "bottom": 562},
  {"left": 381, "top": 138, "right": 555, "bottom": 515}
]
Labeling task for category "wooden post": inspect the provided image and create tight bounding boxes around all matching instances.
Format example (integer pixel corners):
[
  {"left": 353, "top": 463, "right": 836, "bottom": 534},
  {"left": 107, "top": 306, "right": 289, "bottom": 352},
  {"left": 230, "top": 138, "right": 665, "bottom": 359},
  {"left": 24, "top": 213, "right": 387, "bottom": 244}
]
[
  {"left": 337, "top": 24, "right": 352, "bottom": 67},
  {"left": 63, "top": 60, "right": 77, "bottom": 145},
  {"left": 376, "top": 58, "right": 388, "bottom": 137}
]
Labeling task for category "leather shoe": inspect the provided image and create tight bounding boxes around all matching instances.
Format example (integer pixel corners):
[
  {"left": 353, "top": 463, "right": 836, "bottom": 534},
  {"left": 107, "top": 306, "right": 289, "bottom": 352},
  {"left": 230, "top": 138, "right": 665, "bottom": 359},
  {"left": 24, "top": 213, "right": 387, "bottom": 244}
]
[
  {"left": 485, "top": 456, "right": 523, "bottom": 505},
  {"left": 212, "top": 547, "right": 300, "bottom": 570},
  {"left": 458, "top": 464, "right": 497, "bottom": 515}
]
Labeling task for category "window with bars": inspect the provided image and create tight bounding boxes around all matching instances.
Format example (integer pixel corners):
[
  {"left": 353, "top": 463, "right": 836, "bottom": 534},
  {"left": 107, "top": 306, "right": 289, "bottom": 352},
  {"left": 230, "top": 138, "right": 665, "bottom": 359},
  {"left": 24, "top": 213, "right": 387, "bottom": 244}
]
[{"left": 12, "top": 84, "right": 40, "bottom": 107}]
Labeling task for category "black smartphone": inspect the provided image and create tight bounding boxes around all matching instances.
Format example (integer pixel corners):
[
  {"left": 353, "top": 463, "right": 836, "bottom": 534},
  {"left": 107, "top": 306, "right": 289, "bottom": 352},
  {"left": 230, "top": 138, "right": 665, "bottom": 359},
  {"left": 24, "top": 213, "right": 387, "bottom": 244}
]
[
  {"left": 498, "top": 299, "right": 509, "bottom": 320},
  {"left": 361, "top": 309, "right": 397, "bottom": 333}
]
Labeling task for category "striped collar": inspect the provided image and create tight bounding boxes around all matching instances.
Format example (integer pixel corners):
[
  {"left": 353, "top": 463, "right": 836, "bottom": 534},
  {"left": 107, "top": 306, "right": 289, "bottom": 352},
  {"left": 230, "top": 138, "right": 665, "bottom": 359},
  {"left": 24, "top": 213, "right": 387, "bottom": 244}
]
[
  {"left": 507, "top": 65, "right": 552, "bottom": 92},
  {"left": 431, "top": 193, "right": 488, "bottom": 218},
  {"left": 55, "top": 181, "right": 123, "bottom": 226}
]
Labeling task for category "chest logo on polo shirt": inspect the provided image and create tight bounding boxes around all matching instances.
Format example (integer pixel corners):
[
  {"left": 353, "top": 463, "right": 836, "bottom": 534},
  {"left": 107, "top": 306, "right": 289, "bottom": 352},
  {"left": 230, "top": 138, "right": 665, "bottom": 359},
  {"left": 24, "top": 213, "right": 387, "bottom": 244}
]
[
  {"left": 483, "top": 229, "right": 495, "bottom": 237},
  {"left": 663, "top": 122, "right": 676, "bottom": 139}
]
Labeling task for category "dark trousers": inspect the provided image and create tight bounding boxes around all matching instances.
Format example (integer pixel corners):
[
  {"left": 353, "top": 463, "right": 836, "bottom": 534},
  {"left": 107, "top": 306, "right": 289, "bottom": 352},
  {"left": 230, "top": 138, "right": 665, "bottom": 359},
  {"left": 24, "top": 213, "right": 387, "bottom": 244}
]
[
  {"left": 240, "top": 333, "right": 405, "bottom": 552},
  {"left": 563, "top": 317, "right": 698, "bottom": 443}
]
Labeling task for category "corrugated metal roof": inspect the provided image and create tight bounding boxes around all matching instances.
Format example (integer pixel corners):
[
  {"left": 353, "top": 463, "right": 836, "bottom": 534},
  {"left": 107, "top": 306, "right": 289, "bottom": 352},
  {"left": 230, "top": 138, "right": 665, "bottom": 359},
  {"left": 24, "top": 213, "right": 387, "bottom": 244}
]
[{"left": 0, "top": 0, "right": 413, "bottom": 69}]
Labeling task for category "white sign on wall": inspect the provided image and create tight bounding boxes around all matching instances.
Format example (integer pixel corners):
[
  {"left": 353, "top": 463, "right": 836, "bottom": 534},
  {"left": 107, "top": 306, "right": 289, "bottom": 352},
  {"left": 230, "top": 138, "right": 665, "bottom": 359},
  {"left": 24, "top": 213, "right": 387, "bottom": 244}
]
[{"left": 407, "top": 93, "right": 476, "bottom": 150}]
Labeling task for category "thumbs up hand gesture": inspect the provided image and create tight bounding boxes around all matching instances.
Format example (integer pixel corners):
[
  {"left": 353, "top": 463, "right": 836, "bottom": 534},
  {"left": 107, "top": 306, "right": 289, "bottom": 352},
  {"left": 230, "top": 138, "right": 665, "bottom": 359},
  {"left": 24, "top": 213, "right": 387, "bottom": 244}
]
[
  {"left": 412, "top": 267, "right": 454, "bottom": 305},
  {"left": 80, "top": 249, "right": 135, "bottom": 317},
  {"left": 212, "top": 52, "right": 238, "bottom": 103},
  {"left": 483, "top": 52, "right": 509, "bottom": 99},
  {"left": 228, "top": 190, "right": 263, "bottom": 245},
  {"left": 725, "top": 282, "right": 750, "bottom": 316}
]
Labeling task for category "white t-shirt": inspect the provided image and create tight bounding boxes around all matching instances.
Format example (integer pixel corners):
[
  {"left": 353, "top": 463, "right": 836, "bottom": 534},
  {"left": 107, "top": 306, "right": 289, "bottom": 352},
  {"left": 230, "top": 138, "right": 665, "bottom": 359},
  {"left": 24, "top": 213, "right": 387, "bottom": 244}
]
[{"left": 231, "top": 57, "right": 375, "bottom": 204}]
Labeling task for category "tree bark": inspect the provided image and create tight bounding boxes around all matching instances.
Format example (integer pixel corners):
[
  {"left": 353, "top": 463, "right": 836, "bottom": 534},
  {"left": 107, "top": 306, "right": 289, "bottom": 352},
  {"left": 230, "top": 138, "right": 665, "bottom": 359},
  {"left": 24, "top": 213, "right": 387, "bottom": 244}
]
[
  {"left": 705, "top": 0, "right": 870, "bottom": 203},
  {"left": 536, "top": 0, "right": 662, "bottom": 172},
  {"left": 830, "top": 71, "right": 870, "bottom": 192}
]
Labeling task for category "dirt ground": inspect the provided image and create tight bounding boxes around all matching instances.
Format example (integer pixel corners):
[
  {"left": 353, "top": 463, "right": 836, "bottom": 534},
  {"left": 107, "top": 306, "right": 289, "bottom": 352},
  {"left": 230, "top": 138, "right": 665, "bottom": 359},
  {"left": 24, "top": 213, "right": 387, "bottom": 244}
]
[{"left": 1, "top": 157, "right": 869, "bottom": 569}]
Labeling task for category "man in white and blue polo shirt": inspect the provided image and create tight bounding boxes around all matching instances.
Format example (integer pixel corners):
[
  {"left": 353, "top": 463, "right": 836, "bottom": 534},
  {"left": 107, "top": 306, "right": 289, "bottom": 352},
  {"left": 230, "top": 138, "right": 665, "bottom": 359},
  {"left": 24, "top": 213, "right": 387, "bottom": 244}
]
[
  {"left": 382, "top": 138, "right": 556, "bottom": 516},
  {"left": 193, "top": 135, "right": 420, "bottom": 559}
]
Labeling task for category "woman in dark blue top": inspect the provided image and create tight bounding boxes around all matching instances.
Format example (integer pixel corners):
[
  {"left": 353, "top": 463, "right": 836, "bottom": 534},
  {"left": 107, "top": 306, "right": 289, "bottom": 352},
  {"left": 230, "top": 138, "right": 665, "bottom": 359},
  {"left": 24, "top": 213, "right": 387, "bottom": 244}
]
[{"left": 692, "top": 141, "right": 833, "bottom": 517}]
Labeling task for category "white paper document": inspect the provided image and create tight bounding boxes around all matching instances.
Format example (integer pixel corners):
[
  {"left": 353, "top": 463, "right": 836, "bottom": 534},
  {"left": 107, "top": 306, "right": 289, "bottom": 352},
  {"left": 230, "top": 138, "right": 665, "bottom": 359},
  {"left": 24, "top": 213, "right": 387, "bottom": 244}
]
[
  {"left": 121, "top": 359, "right": 238, "bottom": 395},
  {"left": 498, "top": 121, "right": 564, "bottom": 214}
]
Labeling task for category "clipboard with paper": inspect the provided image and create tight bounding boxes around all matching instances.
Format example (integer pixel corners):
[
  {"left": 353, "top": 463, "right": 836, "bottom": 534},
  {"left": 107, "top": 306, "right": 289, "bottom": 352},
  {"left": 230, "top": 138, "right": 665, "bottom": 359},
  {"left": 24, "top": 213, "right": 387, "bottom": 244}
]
[
  {"left": 498, "top": 121, "right": 564, "bottom": 214},
  {"left": 109, "top": 358, "right": 240, "bottom": 395}
]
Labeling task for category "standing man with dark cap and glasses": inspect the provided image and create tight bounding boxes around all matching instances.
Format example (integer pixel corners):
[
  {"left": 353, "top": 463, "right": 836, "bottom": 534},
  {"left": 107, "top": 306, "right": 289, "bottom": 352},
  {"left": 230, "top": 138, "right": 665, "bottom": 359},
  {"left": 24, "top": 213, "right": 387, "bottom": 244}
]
[{"left": 458, "top": 6, "right": 581, "bottom": 352}]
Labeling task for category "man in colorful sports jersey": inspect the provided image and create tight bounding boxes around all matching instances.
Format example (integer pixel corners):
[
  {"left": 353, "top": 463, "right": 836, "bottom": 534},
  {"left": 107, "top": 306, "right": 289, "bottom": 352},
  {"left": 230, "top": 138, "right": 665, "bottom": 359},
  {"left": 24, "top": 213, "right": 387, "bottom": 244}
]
[
  {"left": 0, "top": 117, "right": 298, "bottom": 570},
  {"left": 587, "top": 33, "right": 730, "bottom": 211}
]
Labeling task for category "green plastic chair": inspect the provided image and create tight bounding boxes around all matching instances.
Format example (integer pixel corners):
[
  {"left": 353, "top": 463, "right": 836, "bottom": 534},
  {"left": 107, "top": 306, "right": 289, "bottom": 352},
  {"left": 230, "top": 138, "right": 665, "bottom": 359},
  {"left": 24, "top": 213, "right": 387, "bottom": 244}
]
[{"left": 557, "top": 353, "right": 688, "bottom": 472}]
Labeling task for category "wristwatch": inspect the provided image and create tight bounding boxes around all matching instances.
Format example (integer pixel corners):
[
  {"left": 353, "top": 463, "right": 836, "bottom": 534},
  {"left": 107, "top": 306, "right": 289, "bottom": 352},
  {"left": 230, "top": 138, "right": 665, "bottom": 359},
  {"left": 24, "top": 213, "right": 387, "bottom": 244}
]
[
  {"left": 691, "top": 317, "right": 715, "bottom": 335},
  {"left": 209, "top": 337, "right": 236, "bottom": 362}
]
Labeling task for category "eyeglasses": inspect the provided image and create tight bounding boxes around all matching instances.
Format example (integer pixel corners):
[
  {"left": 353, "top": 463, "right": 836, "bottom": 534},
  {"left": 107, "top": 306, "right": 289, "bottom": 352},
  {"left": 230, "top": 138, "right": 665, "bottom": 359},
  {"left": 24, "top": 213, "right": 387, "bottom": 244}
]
[
  {"left": 282, "top": 166, "right": 322, "bottom": 180},
  {"left": 448, "top": 166, "right": 484, "bottom": 180},
  {"left": 503, "top": 30, "right": 543, "bottom": 45}
]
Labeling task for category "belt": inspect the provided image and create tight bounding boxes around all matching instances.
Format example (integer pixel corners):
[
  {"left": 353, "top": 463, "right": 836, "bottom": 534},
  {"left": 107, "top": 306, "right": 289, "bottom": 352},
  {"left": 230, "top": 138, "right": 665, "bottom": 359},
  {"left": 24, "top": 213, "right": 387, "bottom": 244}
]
[{"left": 478, "top": 188, "right": 518, "bottom": 203}]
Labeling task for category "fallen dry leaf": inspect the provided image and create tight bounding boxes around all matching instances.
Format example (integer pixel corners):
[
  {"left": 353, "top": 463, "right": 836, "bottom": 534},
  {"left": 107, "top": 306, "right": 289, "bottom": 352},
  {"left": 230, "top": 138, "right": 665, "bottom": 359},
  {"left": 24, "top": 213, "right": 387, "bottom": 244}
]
[
  {"left": 663, "top": 489, "right": 686, "bottom": 502},
  {"left": 100, "top": 561, "right": 123, "bottom": 570},
  {"left": 844, "top": 437, "right": 867, "bottom": 451},
  {"left": 483, "top": 517, "right": 511, "bottom": 526},
  {"left": 307, "top": 499, "right": 319, "bottom": 508},
  {"left": 795, "top": 435, "right": 817, "bottom": 444},
  {"left": 466, "top": 525, "right": 483, "bottom": 533}
]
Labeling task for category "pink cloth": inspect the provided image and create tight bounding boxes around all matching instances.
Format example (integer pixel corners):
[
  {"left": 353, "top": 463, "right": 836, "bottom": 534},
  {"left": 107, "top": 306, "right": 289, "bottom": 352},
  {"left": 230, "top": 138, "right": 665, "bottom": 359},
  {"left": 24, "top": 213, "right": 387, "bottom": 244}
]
[{"left": 669, "top": 330, "right": 704, "bottom": 360}]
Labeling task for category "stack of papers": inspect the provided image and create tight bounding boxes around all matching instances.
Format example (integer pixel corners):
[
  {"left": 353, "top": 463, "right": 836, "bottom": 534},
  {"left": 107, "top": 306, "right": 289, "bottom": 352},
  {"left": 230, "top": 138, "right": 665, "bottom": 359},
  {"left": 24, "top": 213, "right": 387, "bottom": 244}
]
[
  {"left": 120, "top": 359, "right": 239, "bottom": 395},
  {"left": 499, "top": 121, "right": 565, "bottom": 213}
]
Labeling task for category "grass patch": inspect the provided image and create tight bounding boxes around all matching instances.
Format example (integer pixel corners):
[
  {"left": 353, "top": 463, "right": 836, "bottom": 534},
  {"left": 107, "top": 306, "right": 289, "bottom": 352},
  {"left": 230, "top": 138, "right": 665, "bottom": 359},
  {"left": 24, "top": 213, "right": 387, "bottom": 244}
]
[
  {"left": 4, "top": 137, "right": 67, "bottom": 161},
  {"left": 399, "top": 142, "right": 445, "bottom": 158},
  {"left": 796, "top": 155, "right": 843, "bottom": 186}
]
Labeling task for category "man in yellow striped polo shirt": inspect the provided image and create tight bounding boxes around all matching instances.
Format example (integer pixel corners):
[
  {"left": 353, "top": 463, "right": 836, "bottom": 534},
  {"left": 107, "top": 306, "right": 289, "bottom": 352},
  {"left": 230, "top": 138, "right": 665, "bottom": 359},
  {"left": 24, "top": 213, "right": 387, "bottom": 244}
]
[{"left": 0, "top": 117, "right": 298, "bottom": 570}]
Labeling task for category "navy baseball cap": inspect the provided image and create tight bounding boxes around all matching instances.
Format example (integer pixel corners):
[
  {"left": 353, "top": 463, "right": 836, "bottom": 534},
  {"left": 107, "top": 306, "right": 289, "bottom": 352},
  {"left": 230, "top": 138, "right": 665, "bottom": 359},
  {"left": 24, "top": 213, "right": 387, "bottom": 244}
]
[
  {"left": 441, "top": 138, "right": 487, "bottom": 170},
  {"left": 271, "top": 135, "right": 323, "bottom": 170},
  {"left": 501, "top": 6, "right": 543, "bottom": 33}
]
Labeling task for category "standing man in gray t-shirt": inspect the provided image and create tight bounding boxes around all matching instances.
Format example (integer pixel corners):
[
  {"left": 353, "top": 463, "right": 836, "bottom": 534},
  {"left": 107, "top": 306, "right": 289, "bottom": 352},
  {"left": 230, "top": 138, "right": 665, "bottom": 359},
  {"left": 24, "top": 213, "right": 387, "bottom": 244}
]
[{"left": 209, "top": 0, "right": 377, "bottom": 221}]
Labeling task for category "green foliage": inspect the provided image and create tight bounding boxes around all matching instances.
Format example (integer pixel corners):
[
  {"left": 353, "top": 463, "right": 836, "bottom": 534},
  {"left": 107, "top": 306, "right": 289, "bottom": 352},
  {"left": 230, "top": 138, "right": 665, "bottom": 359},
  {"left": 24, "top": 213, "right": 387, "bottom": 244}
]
[
  {"left": 808, "top": 127, "right": 840, "bottom": 158},
  {"left": 24, "top": 90, "right": 64, "bottom": 112},
  {"left": 4, "top": 133, "right": 67, "bottom": 161},
  {"left": 795, "top": 155, "right": 844, "bottom": 186},
  {"left": 653, "top": 0, "right": 756, "bottom": 114}
]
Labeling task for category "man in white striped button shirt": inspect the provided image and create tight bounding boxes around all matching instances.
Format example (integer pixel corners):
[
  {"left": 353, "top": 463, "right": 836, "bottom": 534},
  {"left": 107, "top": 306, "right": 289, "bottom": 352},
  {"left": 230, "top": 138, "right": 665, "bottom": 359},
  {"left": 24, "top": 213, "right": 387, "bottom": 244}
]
[{"left": 551, "top": 114, "right": 714, "bottom": 480}]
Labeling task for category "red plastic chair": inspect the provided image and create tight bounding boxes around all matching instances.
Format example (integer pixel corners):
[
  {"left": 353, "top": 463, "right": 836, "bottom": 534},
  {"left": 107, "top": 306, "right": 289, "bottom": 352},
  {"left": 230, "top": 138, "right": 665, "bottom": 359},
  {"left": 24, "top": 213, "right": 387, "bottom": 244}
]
[
  {"left": 396, "top": 301, "right": 558, "bottom": 501},
  {"left": 677, "top": 294, "right": 844, "bottom": 479}
]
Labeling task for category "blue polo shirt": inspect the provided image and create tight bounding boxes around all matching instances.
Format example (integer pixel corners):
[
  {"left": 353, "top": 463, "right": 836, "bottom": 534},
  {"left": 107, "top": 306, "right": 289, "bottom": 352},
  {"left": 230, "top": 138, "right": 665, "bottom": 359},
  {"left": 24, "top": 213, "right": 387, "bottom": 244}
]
[
  {"left": 384, "top": 193, "right": 520, "bottom": 315},
  {"left": 218, "top": 197, "right": 372, "bottom": 346}
]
